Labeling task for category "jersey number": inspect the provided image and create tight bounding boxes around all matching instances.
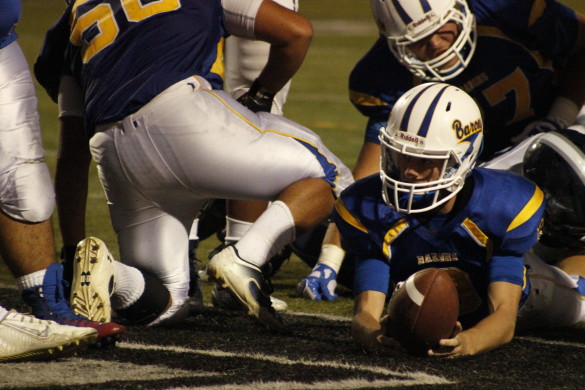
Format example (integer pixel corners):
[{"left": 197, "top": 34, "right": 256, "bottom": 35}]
[
  {"left": 70, "top": 0, "right": 181, "bottom": 63},
  {"left": 482, "top": 67, "right": 535, "bottom": 126}
]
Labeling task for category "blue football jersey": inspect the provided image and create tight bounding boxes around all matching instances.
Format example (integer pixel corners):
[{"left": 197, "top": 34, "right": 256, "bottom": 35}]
[
  {"left": 0, "top": 0, "right": 20, "bottom": 49},
  {"left": 350, "top": 0, "right": 579, "bottom": 159},
  {"left": 332, "top": 168, "right": 545, "bottom": 326},
  {"left": 41, "top": 0, "right": 226, "bottom": 136}
]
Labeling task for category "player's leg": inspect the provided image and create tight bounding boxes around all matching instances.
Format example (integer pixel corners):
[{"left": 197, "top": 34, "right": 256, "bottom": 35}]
[
  {"left": 554, "top": 254, "right": 585, "bottom": 278},
  {"left": 88, "top": 78, "right": 351, "bottom": 329},
  {"left": 516, "top": 251, "right": 585, "bottom": 330},
  {"left": 83, "top": 128, "right": 205, "bottom": 327},
  {"left": 214, "top": 0, "right": 299, "bottom": 309},
  {"left": 186, "top": 93, "right": 351, "bottom": 329},
  {"left": 0, "top": 41, "right": 123, "bottom": 344}
]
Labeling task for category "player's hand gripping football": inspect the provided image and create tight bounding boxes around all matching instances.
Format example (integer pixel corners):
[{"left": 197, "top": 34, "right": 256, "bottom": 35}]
[
  {"left": 296, "top": 263, "right": 339, "bottom": 301},
  {"left": 237, "top": 78, "right": 275, "bottom": 113},
  {"left": 427, "top": 321, "right": 464, "bottom": 358}
]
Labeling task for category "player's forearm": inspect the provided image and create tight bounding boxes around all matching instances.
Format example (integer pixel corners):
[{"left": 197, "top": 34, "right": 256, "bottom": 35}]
[
  {"left": 253, "top": 0, "right": 312, "bottom": 93},
  {"left": 256, "top": 36, "right": 311, "bottom": 93},
  {"left": 351, "top": 313, "right": 383, "bottom": 351}
]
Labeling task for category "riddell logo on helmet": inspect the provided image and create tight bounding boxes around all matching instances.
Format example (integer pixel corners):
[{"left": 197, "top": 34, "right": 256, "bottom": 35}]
[
  {"left": 399, "top": 132, "right": 422, "bottom": 144},
  {"left": 412, "top": 13, "right": 433, "bottom": 28}
]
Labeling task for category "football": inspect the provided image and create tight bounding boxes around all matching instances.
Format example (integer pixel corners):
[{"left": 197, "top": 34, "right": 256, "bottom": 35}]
[{"left": 386, "top": 268, "right": 459, "bottom": 355}]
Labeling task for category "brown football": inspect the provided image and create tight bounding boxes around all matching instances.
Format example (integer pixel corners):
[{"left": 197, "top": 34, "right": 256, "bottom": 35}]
[{"left": 386, "top": 268, "right": 459, "bottom": 355}]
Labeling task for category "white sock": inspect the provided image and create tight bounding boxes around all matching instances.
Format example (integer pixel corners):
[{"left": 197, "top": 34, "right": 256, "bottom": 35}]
[
  {"left": 16, "top": 269, "right": 46, "bottom": 290},
  {"left": 234, "top": 200, "right": 295, "bottom": 267},
  {"left": 225, "top": 216, "right": 253, "bottom": 242},
  {"left": 111, "top": 262, "right": 145, "bottom": 310},
  {"left": 315, "top": 244, "right": 345, "bottom": 274}
]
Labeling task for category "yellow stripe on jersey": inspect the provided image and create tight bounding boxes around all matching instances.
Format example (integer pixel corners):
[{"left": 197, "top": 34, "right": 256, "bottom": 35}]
[
  {"left": 334, "top": 199, "right": 368, "bottom": 233},
  {"left": 507, "top": 186, "right": 545, "bottom": 232},
  {"left": 462, "top": 218, "right": 490, "bottom": 247},
  {"left": 210, "top": 38, "right": 225, "bottom": 80},
  {"left": 382, "top": 218, "right": 408, "bottom": 258},
  {"left": 462, "top": 218, "right": 493, "bottom": 261},
  {"left": 349, "top": 90, "right": 389, "bottom": 107},
  {"left": 528, "top": 0, "right": 547, "bottom": 28}
]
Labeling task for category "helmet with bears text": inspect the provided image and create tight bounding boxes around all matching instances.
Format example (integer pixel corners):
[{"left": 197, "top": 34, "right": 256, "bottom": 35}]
[
  {"left": 379, "top": 82, "right": 483, "bottom": 213},
  {"left": 370, "top": 0, "right": 476, "bottom": 81}
]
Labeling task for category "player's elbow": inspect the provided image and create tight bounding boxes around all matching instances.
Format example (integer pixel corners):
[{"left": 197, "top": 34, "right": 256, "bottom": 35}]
[{"left": 292, "top": 18, "right": 313, "bottom": 46}]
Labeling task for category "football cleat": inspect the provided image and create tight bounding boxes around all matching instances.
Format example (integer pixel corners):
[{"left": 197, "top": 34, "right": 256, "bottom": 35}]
[
  {"left": 297, "top": 263, "right": 339, "bottom": 301},
  {"left": 22, "top": 262, "right": 125, "bottom": 347},
  {"left": 211, "top": 286, "right": 288, "bottom": 312},
  {"left": 0, "top": 310, "right": 98, "bottom": 362},
  {"left": 71, "top": 237, "right": 115, "bottom": 323},
  {"left": 206, "top": 246, "right": 288, "bottom": 332}
]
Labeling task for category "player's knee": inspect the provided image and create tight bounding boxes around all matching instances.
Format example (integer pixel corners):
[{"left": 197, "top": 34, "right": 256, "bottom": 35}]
[
  {"left": 115, "top": 271, "right": 172, "bottom": 325},
  {"left": 0, "top": 163, "right": 55, "bottom": 222}
]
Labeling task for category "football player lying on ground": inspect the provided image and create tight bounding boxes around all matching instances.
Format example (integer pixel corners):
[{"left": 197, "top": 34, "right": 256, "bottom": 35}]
[
  {"left": 333, "top": 83, "right": 585, "bottom": 357},
  {"left": 35, "top": 0, "right": 353, "bottom": 331},
  {"left": 294, "top": 0, "right": 585, "bottom": 303}
]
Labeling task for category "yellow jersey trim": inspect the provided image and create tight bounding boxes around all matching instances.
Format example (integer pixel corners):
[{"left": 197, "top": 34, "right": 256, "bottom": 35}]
[
  {"left": 507, "top": 186, "right": 545, "bottom": 232},
  {"left": 334, "top": 199, "right": 368, "bottom": 233}
]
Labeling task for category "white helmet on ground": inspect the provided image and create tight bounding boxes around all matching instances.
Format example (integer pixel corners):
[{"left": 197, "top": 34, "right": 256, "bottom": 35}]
[
  {"left": 379, "top": 82, "right": 483, "bottom": 213},
  {"left": 370, "top": 0, "right": 476, "bottom": 81}
]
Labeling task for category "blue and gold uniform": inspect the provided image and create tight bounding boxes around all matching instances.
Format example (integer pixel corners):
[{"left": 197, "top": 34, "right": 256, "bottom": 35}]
[
  {"left": 333, "top": 168, "right": 545, "bottom": 327},
  {"left": 350, "top": 0, "right": 580, "bottom": 159},
  {"left": 39, "top": 0, "right": 226, "bottom": 136}
]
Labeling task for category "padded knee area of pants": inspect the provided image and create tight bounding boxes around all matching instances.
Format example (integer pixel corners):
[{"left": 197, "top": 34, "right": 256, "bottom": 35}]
[
  {"left": 116, "top": 271, "right": 171, "bottom": 325},
  {"left": 0, "top": 162, "right": 55, "bottom": 222}
]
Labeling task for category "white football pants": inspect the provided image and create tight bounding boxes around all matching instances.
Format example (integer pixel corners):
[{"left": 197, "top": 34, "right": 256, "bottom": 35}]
[
  {"left": 89, "top": 76, "right": 352, "bottom": 324},
  {"left": 0, "top": 41, "right": 55, "bottom": 223}
]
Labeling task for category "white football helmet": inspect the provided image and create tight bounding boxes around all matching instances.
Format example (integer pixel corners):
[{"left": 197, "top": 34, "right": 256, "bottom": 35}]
[
  {"left": 379, "top": 83, "right": 483, "bottom": 213},
  {"left": 370, "top": 0, "right": 476, "bottom": 81}
]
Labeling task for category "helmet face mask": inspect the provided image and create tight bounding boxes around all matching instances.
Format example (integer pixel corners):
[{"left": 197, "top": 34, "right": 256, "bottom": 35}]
[
  {"left": 371, "top": 0, "right": 476, "bottom": 81},
  {"left": 523, "top": 130, "right": 585, "bottom": 248},
  {"left": 380, "top": 83, "right": 483, "bottom": 214}
]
